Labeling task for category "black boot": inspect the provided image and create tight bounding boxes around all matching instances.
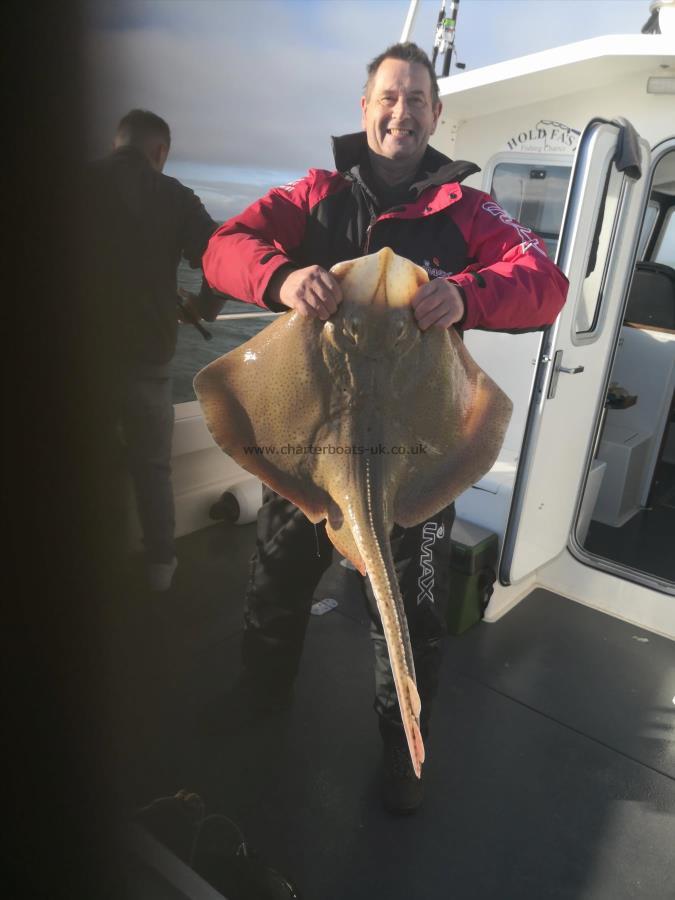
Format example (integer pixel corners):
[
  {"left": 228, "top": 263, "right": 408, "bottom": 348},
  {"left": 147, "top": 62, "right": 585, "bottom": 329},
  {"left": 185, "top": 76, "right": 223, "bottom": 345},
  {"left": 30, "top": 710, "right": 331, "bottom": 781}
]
[{"left": 380, "top": 726, "right": 424, "bottom": 815}]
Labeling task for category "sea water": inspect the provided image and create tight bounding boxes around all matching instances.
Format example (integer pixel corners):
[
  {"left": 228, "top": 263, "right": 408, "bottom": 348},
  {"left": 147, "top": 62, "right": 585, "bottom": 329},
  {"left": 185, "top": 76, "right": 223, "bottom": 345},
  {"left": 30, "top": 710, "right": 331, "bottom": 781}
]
[{"left": 173, "top": 259, "right": 275, "bottom": 404}]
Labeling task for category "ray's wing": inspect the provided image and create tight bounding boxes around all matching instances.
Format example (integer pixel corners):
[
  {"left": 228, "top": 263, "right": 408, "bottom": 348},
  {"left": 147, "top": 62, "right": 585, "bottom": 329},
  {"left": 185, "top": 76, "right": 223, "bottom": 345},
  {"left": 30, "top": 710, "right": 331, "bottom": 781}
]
[
  {"left": 325, "top": 520, "right": 367, "bottom": 576},
  {"left": 391, "top": 327, "right": 513, "bottom": 528},
  {"left": 194, "top": 311, "right": 336, "bottom": 523}
]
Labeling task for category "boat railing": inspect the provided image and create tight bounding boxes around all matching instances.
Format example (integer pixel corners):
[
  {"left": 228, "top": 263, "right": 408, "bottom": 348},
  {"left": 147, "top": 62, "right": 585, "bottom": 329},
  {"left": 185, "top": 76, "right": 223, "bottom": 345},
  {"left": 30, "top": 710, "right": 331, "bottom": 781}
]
[{"left": 214, "top": 311, "right": 281, "bottom": 320}]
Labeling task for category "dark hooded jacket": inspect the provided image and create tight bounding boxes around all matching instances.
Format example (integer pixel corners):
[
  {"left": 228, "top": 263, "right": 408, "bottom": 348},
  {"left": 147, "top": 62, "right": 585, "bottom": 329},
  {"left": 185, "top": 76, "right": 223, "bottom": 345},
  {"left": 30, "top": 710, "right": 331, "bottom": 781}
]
[{"left": 85, "top": 145, "right": 220, "bottom": 365}]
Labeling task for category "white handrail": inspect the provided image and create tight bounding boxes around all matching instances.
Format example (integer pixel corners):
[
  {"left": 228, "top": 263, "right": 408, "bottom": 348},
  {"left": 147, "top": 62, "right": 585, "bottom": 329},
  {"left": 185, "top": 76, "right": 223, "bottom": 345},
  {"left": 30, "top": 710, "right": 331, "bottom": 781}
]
[
  {"left": 401, "top": 0, "right": 421, "bottom": 42},
  {"left": 215, "top": 311, "right": 280, "bottom": 321}
]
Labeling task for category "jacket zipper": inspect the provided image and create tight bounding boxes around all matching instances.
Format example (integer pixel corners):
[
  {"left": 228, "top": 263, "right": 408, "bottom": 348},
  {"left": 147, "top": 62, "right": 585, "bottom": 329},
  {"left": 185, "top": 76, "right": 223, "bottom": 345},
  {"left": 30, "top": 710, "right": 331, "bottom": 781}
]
[
  {"left": 358, "top": 180, "right": 379, "bottom": 254},
  {"left": 362, "top": 213, "right": 379, "bottom": 254}
]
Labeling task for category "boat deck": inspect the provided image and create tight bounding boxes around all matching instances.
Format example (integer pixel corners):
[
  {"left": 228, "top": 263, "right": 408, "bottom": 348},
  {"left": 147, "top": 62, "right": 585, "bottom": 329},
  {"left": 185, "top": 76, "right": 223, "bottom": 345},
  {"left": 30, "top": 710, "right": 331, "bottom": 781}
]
[{"left": 119, "top": 522, "right": 675, "bottom": 900}]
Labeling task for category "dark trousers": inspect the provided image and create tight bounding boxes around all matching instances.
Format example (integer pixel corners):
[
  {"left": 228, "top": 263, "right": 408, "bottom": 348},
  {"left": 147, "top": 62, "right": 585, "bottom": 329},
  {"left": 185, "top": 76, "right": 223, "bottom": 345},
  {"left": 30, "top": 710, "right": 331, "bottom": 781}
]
[
  {"left": 118, "top": 362, "right": 176, "bottom": 564},
  {"left": 242, "top": 486, "right": 454, "bottom": 736}
]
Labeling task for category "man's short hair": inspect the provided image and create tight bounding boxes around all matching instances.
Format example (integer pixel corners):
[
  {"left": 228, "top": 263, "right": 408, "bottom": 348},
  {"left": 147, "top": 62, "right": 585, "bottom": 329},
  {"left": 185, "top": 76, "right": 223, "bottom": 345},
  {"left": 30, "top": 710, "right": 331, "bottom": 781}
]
[
  {"left": 115, "top": 109, "right": 171, "bottom": 148},
  {"left": 364, "top": 42, "right": 440, "bottom": 106}
]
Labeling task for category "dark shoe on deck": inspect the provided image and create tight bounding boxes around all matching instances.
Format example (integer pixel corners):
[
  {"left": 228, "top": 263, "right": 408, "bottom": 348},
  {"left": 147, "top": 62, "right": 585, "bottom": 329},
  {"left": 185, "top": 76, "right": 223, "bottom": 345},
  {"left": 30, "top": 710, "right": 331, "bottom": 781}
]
[
  {"left": 146, "top": 557, "right": 178, "bottom": 592},
  {"left": 381, "top": 731, "right": 424, "bottom": 815}
]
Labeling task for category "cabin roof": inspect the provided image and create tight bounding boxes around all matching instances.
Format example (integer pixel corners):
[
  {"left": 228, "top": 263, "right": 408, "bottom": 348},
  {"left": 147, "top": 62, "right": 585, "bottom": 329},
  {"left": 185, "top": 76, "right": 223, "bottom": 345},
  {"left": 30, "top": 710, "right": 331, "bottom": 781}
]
[{"left": 438, "top": 35, "right": 675, "bottom": 118}]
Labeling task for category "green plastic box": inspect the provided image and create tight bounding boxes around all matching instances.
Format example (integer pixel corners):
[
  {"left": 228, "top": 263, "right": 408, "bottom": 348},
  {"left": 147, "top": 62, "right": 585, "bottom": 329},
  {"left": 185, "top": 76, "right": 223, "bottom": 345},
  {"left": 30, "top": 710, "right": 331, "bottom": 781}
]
[{"left": 446, "top": 518, "right": 499, "bottom": 635}]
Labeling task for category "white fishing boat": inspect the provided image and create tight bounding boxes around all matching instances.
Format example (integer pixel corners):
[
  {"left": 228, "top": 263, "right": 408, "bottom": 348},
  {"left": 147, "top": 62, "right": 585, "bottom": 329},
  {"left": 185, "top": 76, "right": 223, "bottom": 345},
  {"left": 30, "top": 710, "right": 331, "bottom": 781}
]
[
  {"left": 119, "top": 3, "right": 675, "bottom": 897},
  {"left": 162, "top": 2, "right": 675, "bottom": 637},
  {"left": 13, "top": 4, "right": 675, "bottom": 899}
]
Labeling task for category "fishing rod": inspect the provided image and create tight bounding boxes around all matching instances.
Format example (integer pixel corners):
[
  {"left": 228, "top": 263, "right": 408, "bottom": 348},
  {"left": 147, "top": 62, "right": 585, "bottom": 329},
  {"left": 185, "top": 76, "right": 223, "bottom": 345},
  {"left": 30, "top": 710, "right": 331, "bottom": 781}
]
[
  {"left": 177, "top": 294, "right": 212, "bottom": 341},
  {"left": 215, "top": 312, "right": 280, "bottom": 320},
  {"left": 431, "top": 0, "right": 463, "bottom": 77}
]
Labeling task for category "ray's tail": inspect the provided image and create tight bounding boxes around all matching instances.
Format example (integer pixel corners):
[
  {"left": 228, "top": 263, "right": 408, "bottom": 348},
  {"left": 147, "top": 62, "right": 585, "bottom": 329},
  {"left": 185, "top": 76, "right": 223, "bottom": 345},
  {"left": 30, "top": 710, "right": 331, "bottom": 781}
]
[{"left": 349, "top": 457, "right": 425, "bottom": 778}]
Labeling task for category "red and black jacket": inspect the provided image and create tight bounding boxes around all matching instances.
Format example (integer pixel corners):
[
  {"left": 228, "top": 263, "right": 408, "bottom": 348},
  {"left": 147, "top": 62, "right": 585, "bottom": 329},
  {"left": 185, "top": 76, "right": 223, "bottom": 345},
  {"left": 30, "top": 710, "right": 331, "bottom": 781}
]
[{"left": 203, "top": 132, "right": 568, "bottom": 332}]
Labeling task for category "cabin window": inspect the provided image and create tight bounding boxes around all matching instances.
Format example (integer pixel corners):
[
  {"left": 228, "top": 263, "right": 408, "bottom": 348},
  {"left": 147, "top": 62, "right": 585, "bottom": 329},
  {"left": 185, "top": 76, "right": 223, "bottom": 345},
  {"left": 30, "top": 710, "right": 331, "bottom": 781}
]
[
  {"left": 637, "top": 201, "right": 660, "bottom": 260},
  {"left": 490, "top": 161, "right": 571, "bottom": 258},
  {"left": 653, "top": 207, "right": 675, "bottom": 267}
]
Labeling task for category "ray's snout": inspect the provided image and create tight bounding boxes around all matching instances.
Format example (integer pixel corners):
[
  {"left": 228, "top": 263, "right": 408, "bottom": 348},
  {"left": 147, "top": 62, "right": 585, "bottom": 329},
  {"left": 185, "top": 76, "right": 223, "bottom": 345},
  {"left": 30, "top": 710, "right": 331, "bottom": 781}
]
[
  {"left": 330, "top": 307, "right": 417, "bottom": 359},
  {"left": 327, "top": 247, "right": 428, "bottom": 357}
]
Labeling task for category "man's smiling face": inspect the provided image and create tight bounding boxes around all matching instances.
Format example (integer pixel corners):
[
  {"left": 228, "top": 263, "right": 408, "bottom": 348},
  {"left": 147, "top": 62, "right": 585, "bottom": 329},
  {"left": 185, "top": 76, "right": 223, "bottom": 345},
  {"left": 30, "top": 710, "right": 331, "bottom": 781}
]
[{"left": 361, "top": 58, "right": 441, "bottom": 170}]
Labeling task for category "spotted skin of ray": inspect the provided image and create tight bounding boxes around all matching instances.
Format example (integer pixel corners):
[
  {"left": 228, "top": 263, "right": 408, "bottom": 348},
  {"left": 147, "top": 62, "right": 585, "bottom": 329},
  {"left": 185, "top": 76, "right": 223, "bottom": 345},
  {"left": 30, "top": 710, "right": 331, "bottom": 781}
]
[{"left": 193, "top": 247, "right": 513, "bottom": 778}]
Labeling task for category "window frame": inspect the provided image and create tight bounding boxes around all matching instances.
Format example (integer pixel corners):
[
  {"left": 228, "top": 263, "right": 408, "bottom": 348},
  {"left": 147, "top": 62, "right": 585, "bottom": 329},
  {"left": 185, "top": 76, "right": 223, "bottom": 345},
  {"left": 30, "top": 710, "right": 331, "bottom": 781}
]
[{"left": 571, "top": 162, "right": 626, "bottom": 340}]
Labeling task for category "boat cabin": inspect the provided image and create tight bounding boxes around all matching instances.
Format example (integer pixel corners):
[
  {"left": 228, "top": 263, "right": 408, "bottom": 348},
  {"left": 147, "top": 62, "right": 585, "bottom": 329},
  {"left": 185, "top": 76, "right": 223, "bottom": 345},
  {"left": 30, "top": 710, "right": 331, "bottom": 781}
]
[{"left": 434, "top": 33, "right": 675, "bottom": 633}]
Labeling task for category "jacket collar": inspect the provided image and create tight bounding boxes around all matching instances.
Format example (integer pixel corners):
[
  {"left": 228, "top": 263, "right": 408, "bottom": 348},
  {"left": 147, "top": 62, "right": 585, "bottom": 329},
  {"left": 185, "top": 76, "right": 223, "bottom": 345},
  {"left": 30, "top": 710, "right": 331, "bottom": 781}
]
[
  {"left": 330, "top": 131, "right": 480, "bottom": 188},
  {"left": 111, "top": 145, "right": 153, "bottom": 167}
]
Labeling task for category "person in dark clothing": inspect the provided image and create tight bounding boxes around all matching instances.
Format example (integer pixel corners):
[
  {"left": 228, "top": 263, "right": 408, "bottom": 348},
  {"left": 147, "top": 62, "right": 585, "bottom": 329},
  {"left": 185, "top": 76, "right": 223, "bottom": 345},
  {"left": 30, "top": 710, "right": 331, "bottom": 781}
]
[
  {"left": 202, "top": 44, "right": 568, "bottom": 813},
  {"left": 86, "top": 109, "right": 222, "bottom": 591}
]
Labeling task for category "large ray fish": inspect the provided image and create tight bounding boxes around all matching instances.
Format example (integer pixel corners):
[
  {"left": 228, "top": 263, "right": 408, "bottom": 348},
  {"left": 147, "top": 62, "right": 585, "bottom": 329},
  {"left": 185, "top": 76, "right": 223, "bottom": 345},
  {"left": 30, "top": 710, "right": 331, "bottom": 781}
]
[{"left": 194, "top": 248, "right": 512, "bottom": 777}]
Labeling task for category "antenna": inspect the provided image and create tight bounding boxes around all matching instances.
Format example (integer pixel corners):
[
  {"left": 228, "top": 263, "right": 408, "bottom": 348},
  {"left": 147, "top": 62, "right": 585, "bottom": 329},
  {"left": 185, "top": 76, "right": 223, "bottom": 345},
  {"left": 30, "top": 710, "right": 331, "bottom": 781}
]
[{"left": 431, "top": 0, "right": 462, "bottom": 77}]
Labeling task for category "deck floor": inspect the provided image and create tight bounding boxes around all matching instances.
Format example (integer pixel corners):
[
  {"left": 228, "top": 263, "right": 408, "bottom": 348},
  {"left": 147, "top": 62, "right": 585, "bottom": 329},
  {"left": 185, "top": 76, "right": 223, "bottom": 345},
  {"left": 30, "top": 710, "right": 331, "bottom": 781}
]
[{"left": 117, "top": 522, "right": 675, "bottom": 900}]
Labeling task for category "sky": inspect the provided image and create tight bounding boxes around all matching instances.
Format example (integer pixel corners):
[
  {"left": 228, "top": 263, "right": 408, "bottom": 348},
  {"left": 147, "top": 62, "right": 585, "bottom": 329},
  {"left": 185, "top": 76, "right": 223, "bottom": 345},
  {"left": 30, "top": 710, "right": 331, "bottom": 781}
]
[{"left": 85, "top": 0, "right": 653, "bottom": 221}]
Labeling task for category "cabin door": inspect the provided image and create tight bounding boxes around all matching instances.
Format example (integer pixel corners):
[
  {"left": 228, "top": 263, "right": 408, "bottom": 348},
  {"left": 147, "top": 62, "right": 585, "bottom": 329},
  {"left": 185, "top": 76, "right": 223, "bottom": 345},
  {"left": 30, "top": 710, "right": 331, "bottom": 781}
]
[{"left": 500, "top": 119, "right": 652, "bottom": 585}]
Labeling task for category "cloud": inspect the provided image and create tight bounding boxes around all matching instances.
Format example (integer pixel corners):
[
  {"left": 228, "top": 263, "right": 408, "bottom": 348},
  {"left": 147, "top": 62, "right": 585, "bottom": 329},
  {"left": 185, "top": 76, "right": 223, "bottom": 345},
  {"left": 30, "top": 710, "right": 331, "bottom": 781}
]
[
  {"left": 182, "top": 183, "right": 263, "bottom": 224},
  {"left": 85, "top": 0, "right": 649, "bottom": 178},
  {"left": 163, "top": 166, "right": 299, "bottom": 222},
  {"left": 85, "top": 0, "right": 413, "bottom": 171}
]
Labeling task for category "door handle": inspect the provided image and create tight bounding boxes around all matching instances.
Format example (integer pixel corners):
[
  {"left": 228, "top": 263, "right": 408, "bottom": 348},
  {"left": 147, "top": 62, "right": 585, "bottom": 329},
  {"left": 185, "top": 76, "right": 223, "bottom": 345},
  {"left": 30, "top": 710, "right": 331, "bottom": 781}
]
[{"left": 547, "top": 350, "right": 585, "bottom": 398}]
